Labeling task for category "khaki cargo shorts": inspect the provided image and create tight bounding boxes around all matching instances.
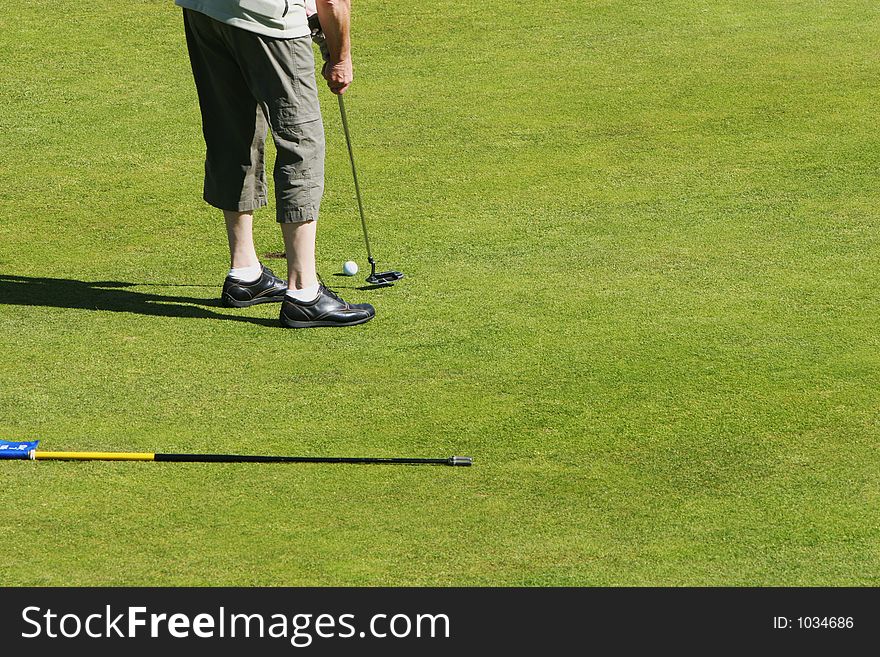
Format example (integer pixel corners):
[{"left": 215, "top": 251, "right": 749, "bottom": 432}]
[{"left": 183, "top": 8, "right": 325, "bottom": 223}]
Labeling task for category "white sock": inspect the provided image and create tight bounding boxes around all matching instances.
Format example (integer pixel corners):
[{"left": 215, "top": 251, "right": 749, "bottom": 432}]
[
  {"left": 286, "top": 283, "right": 320, "bottom": 303},
  {"left": 228, "top": 263, "right": 263, "bottom": 283}
]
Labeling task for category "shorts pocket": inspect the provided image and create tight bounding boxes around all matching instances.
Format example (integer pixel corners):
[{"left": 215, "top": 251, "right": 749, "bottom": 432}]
[{"left": 269, "top": 94, "right": 321, "bottom": 138}]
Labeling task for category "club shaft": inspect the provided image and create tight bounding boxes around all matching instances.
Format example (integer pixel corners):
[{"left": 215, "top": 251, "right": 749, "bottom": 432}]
[
  {"left": 31, "top": 451, "right": 472, "bottom": 466},
  {"left": 337, "top": 94, "right": 374, "bottom": 262}
]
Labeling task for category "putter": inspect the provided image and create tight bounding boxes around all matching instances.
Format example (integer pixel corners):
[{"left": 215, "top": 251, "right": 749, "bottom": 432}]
[
  {"left": 0, "top": 440, "right": 473, "bottom": 467},
  {"left": 337, "top": 94, "right": 404, "bottom": 286}
]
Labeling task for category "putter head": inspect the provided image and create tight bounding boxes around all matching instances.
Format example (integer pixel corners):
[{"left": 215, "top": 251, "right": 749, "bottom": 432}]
[{"left": 366, "top": 270, "right": 404, "bottom": 286}]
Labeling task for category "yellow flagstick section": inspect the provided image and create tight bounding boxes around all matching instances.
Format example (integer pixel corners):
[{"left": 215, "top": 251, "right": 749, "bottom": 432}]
[{"left": 33, "top": 451, "right": 156, "bottom": 462}]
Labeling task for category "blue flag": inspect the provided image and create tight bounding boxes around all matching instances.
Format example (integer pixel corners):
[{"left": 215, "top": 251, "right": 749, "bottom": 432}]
[{"left": 0, "top": 440, "right": 39, "bottom": 459}]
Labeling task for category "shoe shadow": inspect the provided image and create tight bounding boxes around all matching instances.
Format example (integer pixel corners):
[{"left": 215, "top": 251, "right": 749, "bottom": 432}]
[{"left": 0, "top": 273, "right": 278, "bottom": 327}]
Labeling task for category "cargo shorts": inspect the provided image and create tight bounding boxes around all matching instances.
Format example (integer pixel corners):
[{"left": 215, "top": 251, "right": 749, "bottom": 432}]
[{"left": 183, "top": 8, "right": 325, "bottom": 223}]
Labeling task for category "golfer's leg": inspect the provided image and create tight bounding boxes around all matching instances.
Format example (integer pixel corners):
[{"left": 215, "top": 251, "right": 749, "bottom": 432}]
[
  {"left": 223, "top": 33, "right": 325, "bottom": 290},
  {"left": 271, "top": 53, "right": 324, "bottom": 291},
  {"left": 224, "top": 211, "right": 260, "bottom": 269},
  {"left": 281, "top": 220, "right": 318, "bottom": 290}
]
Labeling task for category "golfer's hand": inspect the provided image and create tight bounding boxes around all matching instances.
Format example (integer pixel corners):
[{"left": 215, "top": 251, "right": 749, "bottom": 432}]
[{"left": 323, "top": 58, "right": 353, "bottom": 95}]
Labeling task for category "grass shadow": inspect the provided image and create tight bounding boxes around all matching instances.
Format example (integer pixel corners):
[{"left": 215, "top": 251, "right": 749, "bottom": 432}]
[{"left": 0, "top": 273, "right": 277, "bottom": 327}]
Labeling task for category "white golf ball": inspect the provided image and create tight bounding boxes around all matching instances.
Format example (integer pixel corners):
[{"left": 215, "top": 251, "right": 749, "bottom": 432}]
[{"left": 342, "top": 260, "right": 359, "bottom": 276}]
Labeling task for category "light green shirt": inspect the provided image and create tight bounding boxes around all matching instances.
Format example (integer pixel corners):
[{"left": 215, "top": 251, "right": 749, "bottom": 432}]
[{"left": 175, "top": 0, "right": 309, "bottom": 39}]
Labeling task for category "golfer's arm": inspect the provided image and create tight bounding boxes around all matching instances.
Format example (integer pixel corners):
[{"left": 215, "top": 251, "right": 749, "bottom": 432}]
[{"left": 315, "top": 0, "right": 351, "bottom": 64}]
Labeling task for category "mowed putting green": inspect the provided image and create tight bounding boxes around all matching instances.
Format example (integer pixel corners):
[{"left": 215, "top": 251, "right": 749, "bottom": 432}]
[{"left": 1, "top": 1, "right": 878, "bottom": 585}]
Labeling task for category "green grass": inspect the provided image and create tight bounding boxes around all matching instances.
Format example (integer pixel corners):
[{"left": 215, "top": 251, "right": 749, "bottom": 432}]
[{"left": 1, "top": 0, "right": 878, "bottom": 585}]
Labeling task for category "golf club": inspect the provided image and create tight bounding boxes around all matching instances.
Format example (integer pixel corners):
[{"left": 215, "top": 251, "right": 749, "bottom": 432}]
[
  {"left": 0, "top": 440, "right": 472, "bottom": 467},
  {"left": 305, "top": 11, "right": 403, "bottom": 286},
  {"left": 337, "top": 94, "right": 404, "bottom": 286}
]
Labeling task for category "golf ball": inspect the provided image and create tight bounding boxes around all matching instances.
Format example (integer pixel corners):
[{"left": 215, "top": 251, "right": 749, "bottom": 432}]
[{"left": 342, "top": 260, "right": 359, "bottom": 276}]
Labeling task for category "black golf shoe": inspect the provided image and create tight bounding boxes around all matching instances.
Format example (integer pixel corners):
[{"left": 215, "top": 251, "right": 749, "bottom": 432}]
[
  {"left": 279, "top": 285, "right": 375, "bottom": 328},
  {"left": 221, "top": 264, "right": 288, "bottom": 308}
]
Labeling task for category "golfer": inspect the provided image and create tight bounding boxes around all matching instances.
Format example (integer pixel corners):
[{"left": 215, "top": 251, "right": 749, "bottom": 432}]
[{"left": 176, "top": 0, "right": 375, "bottom": 328}]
